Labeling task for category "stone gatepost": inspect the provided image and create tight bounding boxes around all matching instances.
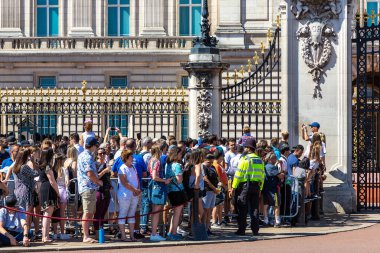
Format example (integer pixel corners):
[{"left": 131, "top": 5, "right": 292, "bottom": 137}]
[
  {"left": 280, "top": 0, "right": 355, "bottom": 213},
  {"left": 181, "top": 0, "right": 229, "bottom": 139}
]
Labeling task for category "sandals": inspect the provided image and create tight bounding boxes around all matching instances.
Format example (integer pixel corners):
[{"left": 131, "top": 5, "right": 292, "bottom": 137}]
[
  {"left": 42, "top": 238, "right": 53, "bottom": 243},
  {"left": 83, "top": 238, "right": 97, "bottom": 243}
]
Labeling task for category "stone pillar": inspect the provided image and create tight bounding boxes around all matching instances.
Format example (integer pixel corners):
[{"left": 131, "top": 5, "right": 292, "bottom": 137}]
[
  {"left": 0, "top": 0, "right": 22, "bottom": 37},
  {"left": 281, "top": 0, "right": 355, "bottom": 213},
  {"left": 140, "top": 0, "right": 166, "bottom": 36},
  {"left": 215, "top": 0, "right": 245, "bottom": 48},
  {"left": 68, "top": 0, "right": 94, "bottom": 37},
  {"left": 182, "top": 0, "right": 229, "bottom": 139}
]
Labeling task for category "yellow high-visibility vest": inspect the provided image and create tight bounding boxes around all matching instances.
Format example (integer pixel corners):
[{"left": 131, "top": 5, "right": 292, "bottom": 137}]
[{"left": 232, "top": 153, "right": 265, "bottom": 190}]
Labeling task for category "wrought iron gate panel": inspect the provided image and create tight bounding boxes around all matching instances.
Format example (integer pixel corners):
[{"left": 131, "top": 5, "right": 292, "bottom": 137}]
[
  {"left": 352, "top": 15, "right": 380, "bottom": 210},
  {"left": 0, "top": 88, "right": 188, "bottom": 141},
  {"left": 221, "top": 27, "right": 281, "bottom": 140}
]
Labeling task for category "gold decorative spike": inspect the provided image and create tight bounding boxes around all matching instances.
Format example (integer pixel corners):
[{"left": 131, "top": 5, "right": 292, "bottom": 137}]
[
  {"left": 139, "top": 88, "right": 142, "bottom": 102},
  {"left": 364, "top": 9, "right": 369, "bottom": 22},
  {"left": 12, "top": 87, "right": 15, "bottom": 102},
  {"left": 104, "top": 86, "right": 108, "bottom": 102},
  {"left": 174, "top": 87, "right": 178, "bottom": 102},
  {"left": 181, "top": 86, "right": 185, "bottom": 102},
  {"left": 260, "top": 41, "right": 265, "bottom": 54},
  {"left": 247, "top": 59, "right": 253, "bottom": 73},
  {"left": 267, "top": 28, "right": 273, "bottom": 43},
  {"left": 26, "top": 88, "right": 30, "bottom": 102},
  {"left": 153, "top": 87, "right": 157, "bottom": 102},
  {"left": 276, "top": 15, "right": 281, "bottom": 28},
  {"left": 371, "top": 10, "right": 376, "bottom": 25},
  {"left": 54, "top": 88, "right": 58, "bottom": 102},
  {"left": 39, "top": 87, "right": 43, "bottom": 102},
  {"left": 118, "top": 87, "right": 121, "bottom": 101},
  {"left": 33, "top": 88, "right": 36, "bottom": 102},
  {"left": 74, "top": 87, "right": 78, "bottom": 101},
  {"left": 125, "top": 87, "right": 128, "bottom": 101},
  {"left": 81, "top": 80, "right": 87, "bottom": 96},
  {"left": 97, "top": 87, "right": 101, "bottom": 102},
  {"left": 234, "top": 69, "right": 238, "bottom": 83},
  {"left": 68, "top": 88, "right": 71, "bottom": 102},
  {"left": 47, "top": 87, "right": 51, "bottom": 101},
  {"left": 5, "top": 87, "right": 8, "bottom": 102},
  {"left": 61, "top": 87, "right": 64, "bottom": 98},
  {"left": 224, "top": 72, "right": 231, "bottom": 86},
  {"left": 90, "top": 87, "right": 94, "bottom": 102},
  {"left": 111, "top": 87, "right": 115, "bottom": 102},
  {"left": 239, "top": 65, "right": 245, "bottom": 79},
  {"left": 160, "top": 87, "right": 164, "bottom": 101},
  {"left": 253, "top": 51, "right": 259, "bottom": 65},
  {"left": 132, "top": 87, "right": 136, "bottom": 102}
]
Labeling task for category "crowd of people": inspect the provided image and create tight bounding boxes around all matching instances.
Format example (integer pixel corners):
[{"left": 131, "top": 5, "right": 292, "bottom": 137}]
[{"left": 0, "top": 120, "right": 326, "bottom": 247}]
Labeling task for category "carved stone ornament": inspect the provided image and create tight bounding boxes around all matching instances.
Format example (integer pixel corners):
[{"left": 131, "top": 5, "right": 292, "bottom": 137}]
[
  {"left": 197, "top": 89, "right": 212, "bottom": 137},
  {"left": 291, "top": 0, "right": 341, "bottom": 98},
  {"left": 195, "top": 72, "right": 213, "bottom": 88}
]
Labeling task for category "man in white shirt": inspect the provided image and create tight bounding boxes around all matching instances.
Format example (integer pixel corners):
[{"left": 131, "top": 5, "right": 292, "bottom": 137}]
[
  {"left": 70, "top": 133, "right": 84, "bottom": 155},
  {"left": 114, "top": 137, "right": 128, "bottom": 160}
]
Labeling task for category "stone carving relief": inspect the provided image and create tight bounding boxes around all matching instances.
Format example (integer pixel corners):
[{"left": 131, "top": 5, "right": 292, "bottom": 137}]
[
  {"left": 291, "top": 0, "right": 342, "bottom": 98},
  {"left": 196, "top": 72, "right": 213, "bottom": 137}
]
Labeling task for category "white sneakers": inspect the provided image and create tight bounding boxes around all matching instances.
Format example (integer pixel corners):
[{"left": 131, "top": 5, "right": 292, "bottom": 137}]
[
  {"left": 150, "top": 234, "right": 166, "bottom": 241},
  {"left": 177, "top": 227, "right": 189, "bottom": 237}
]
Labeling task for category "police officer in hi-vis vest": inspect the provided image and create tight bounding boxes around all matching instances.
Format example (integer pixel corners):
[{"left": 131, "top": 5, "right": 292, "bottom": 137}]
[{"left": 232, "top": 138, "right": 265, "bottom": 236}]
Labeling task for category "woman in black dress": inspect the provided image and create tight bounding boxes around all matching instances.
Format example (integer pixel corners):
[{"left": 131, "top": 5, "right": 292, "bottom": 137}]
[{"left": 40, "top": 148, "right": 60, "bottom": 243}]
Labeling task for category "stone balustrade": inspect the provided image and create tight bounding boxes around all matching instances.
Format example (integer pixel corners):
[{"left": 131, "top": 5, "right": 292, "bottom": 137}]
[{"left": 0, "top": 36, "right": 195, "bottom": 50}]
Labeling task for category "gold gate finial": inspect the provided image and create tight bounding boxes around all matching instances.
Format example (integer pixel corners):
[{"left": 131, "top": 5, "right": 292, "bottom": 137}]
[
  {"left": 81, "top": 80, "right": 88, "bottom": 96},
  {"left": 253, "top": 51, "right": 259, "bottom": 65},
  {"left": 260, "top": 42, "right": 265, "bottom": 54},
  {"left": 276, "top": 15, "right": 281, "bottom": 28},
  {"left": 267, "top": 28, "right": 273, "bottom": 44}
]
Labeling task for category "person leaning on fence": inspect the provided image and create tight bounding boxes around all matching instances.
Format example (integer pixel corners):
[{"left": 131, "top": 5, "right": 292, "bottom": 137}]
[
  {"left": 0, "top": 195, "right": 31, "bottom": 247},
  {"left": 77, "top": 136, "right": 103, "bottom": 243},
  {"left": 232, "top": 138, "right": 265, "bottom": 236}
]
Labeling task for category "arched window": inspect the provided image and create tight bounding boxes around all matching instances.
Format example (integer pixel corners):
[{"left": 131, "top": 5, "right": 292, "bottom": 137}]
[
  {"left": 108, "top": 0, "right": 130, "bottom": 36},
  {"left": 36, "top": 0, "right": 59, "bottom": 36},
  {"left": 179, "top": 0, "right": 202, "bottom": 36}
]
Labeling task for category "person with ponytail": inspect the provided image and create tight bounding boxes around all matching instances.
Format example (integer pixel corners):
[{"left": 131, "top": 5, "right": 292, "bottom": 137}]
[
  {"left": 39, "top": 149, "right": 60, "bottom": 242},
  {"left": 13, "top": 147, "right": 41, "bottom": 229}
]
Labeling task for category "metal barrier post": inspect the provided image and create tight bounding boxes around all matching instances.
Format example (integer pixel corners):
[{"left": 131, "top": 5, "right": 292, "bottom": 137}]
[{"left": 297, "top": 179, "right": 306, "bottom": 226}]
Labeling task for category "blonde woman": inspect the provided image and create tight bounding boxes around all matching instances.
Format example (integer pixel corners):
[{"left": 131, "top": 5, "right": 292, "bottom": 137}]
[
  {"left": 65, "top": 146, "right": 78, "bottom": 192},
  {"left": 52, "top": 153, "right": 70, "bottom": 240}
]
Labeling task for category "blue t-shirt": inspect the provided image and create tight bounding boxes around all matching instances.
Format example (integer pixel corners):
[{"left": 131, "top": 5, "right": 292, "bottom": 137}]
[
  {"left": 1, "top": 157, "right": 13, "bottom": 168},
  {"left": 161, "top": 155, "right": 167, "bottom": 170},
  {"left": 287, "top": 153, "right": 299, "bottom": 177},
  {"left": 273, "top": 146, "right": 281, "bottom": 160},
  {"left": 165, "top": 162, "right": 184, "bottom": 193},
  {"left": 0, "top": 207, "right": 26, "bottom": 232},
  {"left": 112, "top": 154, "right": 147, "bottom": 185}
]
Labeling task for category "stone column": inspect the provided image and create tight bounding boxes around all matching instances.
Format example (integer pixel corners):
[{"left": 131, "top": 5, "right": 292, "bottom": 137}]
[
  {"left": 182, "top": 0, "right": 229, "bottom": 139},
  {"left": 215, "top": 0, "right": 245, "bottom": 48},
  {"left": 0, "top": 0, "right": 23, "bottom": 37},
  {"left": 140, "top": 0, "right": 166, "bottom": 36},
  {"left": 281, "top": 0, "right": 355, "bottom": 213},
  {"left": 68, "top": 0, "right": 94, "bottom": 37}
]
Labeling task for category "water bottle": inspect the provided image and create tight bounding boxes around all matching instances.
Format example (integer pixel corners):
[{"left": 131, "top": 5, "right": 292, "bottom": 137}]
[{"left": 99, "top": 228, "right": 105, "bottom": 244}]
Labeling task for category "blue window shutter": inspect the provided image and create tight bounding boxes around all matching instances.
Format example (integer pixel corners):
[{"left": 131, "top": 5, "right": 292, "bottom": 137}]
[
  {"left": 37, "top": 8, "right": 48, "bottom": 37},
  {"left": 367, "top": 2, "right": 378, "bottom": 26},
  {"left": 192, "top": 6, "right": 201, "bottom": 35},
  {"left": 180, "top": 7, "right": 190, "bottom": 36},
  {"left": 108, "top": 0, "right": 118, "bottom": 4},
  {"left": 120, "top": 0, "right": 130, "bottom": 4},
  {"left": 180, "top": 0, "right": 189, "bottom": 4},
  {"left": 192, "top": 0, "right": 202, "bottom": 4},
  {"left": 110, "top": 76, "right": 127, "bottom": 88},
  {"left": 49, "top": 0, "right": 59, "bottom": 5},
  {"left": 181, "top": 115, "right": 189, "bottom": 140},
  {"left": 108, "top": 7, "right": 118, "bottom": 36},
  {"left": 181, "top": 76, "right": 189, "bottom": 88},
  {"left": 37, "top": 0, "right": 47, "bottom": 5},
  {"left": 39, "top": 76, "right": 56, "bottom": 88},
  {"left": 49, "top": 7, "right": 59, "bottom": 36},
  {"left": 120, "top": 7, "right": 130, "bottom": 36}
]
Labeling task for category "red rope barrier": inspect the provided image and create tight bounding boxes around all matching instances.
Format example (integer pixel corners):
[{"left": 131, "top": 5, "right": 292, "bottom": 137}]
[{"left": 0, "top": 201, "right": 188, "bottom": 222}]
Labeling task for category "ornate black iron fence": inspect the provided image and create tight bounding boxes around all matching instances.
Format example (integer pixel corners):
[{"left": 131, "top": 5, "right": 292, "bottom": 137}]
[
  {"left": 352, "top": 13, "right": 380, "bottom": 210},
  {"left": 0, "top": 86, "right": 189, "bottom": 141},
  {"left": 221, "top": 27, "right": 281, "bottom": 140}
]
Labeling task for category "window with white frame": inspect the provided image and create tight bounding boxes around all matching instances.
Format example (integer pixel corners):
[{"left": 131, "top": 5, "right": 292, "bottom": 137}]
[
  {"left": 179, "top": 0, "right": 202, "bottom": 36},
  {"left": 110, "top": 76, "right": 128, "bottom": 88},
  {"left": 37, "top": 114, "right": 57, "bottom": 135},
  {"left": 37, "top": 0, "right": 59, "bottom": 37},
  {"left": 108, "top": 115, "right": 128, "bottom": 136},
  {"left": 108, "top": 0, "right": 130, "bottom": 36}
]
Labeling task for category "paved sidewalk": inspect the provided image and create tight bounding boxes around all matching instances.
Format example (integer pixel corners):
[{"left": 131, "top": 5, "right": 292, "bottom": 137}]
[{"left": 2, "top": 212, "right": 380, "bottom": 253}]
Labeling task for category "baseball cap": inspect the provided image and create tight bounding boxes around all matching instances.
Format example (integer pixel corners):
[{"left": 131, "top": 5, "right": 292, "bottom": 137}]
[
  {"left": 244, "top": 138, "right": 257, "bottom": 149},
  {"left": 85, "top": 136, "right": 99, "bottom": 148},
  {"left": 309, "top": 122, "right": 320, "bottom": 129}
]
